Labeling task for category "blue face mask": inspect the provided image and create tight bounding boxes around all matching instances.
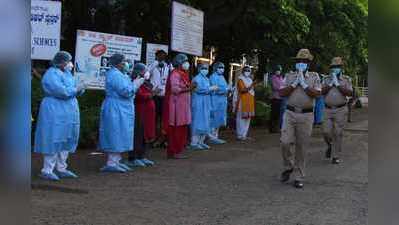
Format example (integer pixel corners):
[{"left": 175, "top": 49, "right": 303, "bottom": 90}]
[
  {"left": 200, "top": 69, "right": 209, "bottom": 76},
  {"left": 295, "top": 63, "right": 308, "bottom": 72},
  {"left": 331, "top": 68, "right": 342, "bottom": 76},
  {"left": 122, "top": 62, "right": 130, "bottom": 73},
  {"left": 217, "top": 68, "right": 225, "bottom": 75}
]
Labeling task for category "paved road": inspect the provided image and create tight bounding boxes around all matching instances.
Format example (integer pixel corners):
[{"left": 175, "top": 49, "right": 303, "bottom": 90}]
[{"left": 32, "top": 108, "right": 368, "bottom": 225}]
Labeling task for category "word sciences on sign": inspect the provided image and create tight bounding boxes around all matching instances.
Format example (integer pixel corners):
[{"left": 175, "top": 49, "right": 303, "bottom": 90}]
[
  {"left": 171, "top": 1, "right": 204, "bottom": 56},
  {"left": 31, "top": 0, "right": 62, "bottom": 60},
  {"left": 74, "top": 30, "right": 143, "bottom": 90}
]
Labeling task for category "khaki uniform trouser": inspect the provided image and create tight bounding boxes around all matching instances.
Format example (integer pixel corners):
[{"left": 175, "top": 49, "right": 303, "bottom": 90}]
[
  {"left": 281, "top": 110, "right": 314, "bottom": 181},
  {"left": 323, "top": 106, "right": 348, "bottom": 158}
]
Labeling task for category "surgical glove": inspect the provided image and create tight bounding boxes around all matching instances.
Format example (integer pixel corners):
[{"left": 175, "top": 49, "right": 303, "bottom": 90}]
[
  {"left": 333, "top": 76, "right": 340, "bottom": 87},
  {"left": 133, "top": 77, "right": 145, "bottom": 88},
  {"left": 144, "top": 71, "right": 151, "bottom": 80},
  {"left": 300, "top": 79, "right": 309, "bottom": 89},
  {"left": 291, "top": 77, "right": 299, "bottom": 88},
  {"left": 331, "top": 73, "right": 337, "bottom": 82},
  {"left": 76, "top": 81, "right": 87, "bottom": 92},
  {"left": 209, "top": 85, "right": 219, "bottom": 91},
  {"left": 298, "top": 72, "right": 305, "bottom": 83},
  {"left": 297, "top": 72, "right": 308, "bottom": 89}
]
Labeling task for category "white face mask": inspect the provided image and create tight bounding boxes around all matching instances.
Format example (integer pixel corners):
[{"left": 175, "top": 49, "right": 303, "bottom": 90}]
[
  {"left": 244, "top": 71, "right": 251, "bottom": 77},
  {"left": 199, "top": 69, "right": 209, "bottom": 76},
  {"left": 144, "top": 71, "right": 151, "bottom": 80},
  {"left": 65, "top": 62, "right": 74, "bottom": 72},
  {"left": 182, "top": 62, "right": 190, "bottom": 71}
]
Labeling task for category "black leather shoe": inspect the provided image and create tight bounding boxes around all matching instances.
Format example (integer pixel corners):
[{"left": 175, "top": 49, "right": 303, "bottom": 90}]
[
  {"left": 332, "top": 157, "right": 341, "bottom": 164},
  {"left": 293, "top": 180, "right": 304, "bottom": 189},
  {"left": 280, "top": 169, "right": 293, "bottom": 183},
  {"left": 325, "top": 146, "right": 332, "bottom": 159}
]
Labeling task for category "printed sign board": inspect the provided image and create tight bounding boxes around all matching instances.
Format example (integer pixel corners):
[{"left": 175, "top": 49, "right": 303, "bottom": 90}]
[
  {"left": 74, "top": 30, "right": 143, "bottom": 90},
  {"left": 171, "top": 1, "right": 204, "bottom": 56},
  {"left": 31, "top": 0, "right": 62, "bottom": 60}
]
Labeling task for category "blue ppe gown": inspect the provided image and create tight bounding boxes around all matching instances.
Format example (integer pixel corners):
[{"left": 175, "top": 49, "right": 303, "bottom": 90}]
[
  {"left": 191, "top": 73, "right": 212, "bottom": 136},
  {"left": 99, "top": 67, "right": 138, "bottom": 153},
  {"left": 209, "top": 72, "right": 228, "bottom": 129},
  {"left": 314, "top": 96, "right": 325, "bottom": 124},
  {"left": 34, "top": 67, "right": 83, "bottom": 155}
]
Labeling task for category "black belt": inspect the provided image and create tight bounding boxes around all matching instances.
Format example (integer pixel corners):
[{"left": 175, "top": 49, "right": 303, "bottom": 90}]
[
  {"left": 286, "top": 105, "right": 313, "bottom": 113},
  {"left": 325, "top": 103, "right": 346, "bottom": 109}
]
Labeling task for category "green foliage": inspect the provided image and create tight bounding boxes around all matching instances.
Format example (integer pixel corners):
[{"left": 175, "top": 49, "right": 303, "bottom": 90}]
[
  {"left": 59, "top": 0, "right": 367, "bottom": 78},
  {"left": 31, "top": 78, "right": 43, "bottom": 120},
  {"left": 252, "top": 85, "right": 272, "bottom": 126},
  {"left": 253, "top": 101, "right": 271, "bottom": 127},
  {"left": 77, "top": 90, "right": 105, "bottom": 148}
]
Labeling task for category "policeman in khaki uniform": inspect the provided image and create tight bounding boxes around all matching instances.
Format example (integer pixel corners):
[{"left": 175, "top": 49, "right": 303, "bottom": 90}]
[
  {"left": 322, "top": 57, "right": 353, "bottom": 164},
  {"left": 279, "top": 49, "right": 322, "bottom": 189}
]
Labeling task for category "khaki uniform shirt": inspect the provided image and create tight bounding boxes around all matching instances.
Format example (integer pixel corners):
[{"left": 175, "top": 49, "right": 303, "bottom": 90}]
[
  {"left": 323, "top": 75, "right": 353, "bottom": 106},
  {"left": 283, "top": 71, "right": 322, "bottom": 109}
]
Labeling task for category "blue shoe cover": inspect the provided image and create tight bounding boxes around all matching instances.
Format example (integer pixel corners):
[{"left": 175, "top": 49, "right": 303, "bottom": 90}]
[
  {"left": 118, "top": 163, "right": 132, "bottom": 171},
  {"left": 208, "top": 138, "right": 226, "bottom": 145},
  {"left": 200, "top": 143, "right": 210, "bottom": 149},
  {"left": 141, "top": 158, "right": 155, "bottom": 166},
  {"left": 189, "top": 144, "right": 204, "bottom": 150},
  {"left": 39, "top": 172, "right": 60, "bottom": 181},
  {"left": 100, "top": 165, "right": 127, "bottom": 173},
  {"left": 133, "top": 159, "right": 146, "bottom": 167},
  {"left": 57, "top": 170, "right": 78, "bottom": 178}
]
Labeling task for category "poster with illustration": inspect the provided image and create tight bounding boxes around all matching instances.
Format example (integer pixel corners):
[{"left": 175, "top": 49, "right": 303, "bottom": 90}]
[{"left": 74, "top": 30, "right": 142, "bottom": 90}]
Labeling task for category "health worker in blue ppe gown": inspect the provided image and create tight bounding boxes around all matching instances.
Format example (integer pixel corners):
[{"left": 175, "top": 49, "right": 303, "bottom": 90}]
[
  {"left": 314, "top": 74, "right": 325, "bottom": 125},
  {"left": 190, "top": 63, "right": 218, "bottom": 150},
  {"left": 98, "top": 53, "right": 145, "bottom": 173},
  {"left": 34, "top": 51, "right": 87, "bottom": 181},
  {"left": 314, "top": 96, "right": 325, "bottom": 125},
  {"left": 208, "top": 62, "right": 229, "bottom": 144}
]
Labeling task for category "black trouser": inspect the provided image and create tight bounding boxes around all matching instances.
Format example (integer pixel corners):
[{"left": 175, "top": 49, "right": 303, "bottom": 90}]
[
  {"left": 270, "top": 98, "right": 282, "bottom": 132},
  {"left": 154, "top": 96, "right": 164, "bottom": 137},
  {"left": 128, "top": 115, "right": 146, "bottom": 161}
]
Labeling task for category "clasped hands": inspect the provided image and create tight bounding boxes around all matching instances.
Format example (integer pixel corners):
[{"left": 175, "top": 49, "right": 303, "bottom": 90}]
[
  {"left": 290, "top": 72, "right": 308, "bottom": 89},
  {"left": 328, "top": 73, "right": 340, "bottom": 87}
]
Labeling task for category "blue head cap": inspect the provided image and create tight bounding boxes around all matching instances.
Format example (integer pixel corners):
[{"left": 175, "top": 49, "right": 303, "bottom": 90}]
[
  {"left": 132, "top": 63, "right": 147, "bottom": 77},
  {"left": 212, "top": 62, "right": 225, "bottom": 72},
  {"left": 51, "top": 51, "right": 72, "bottom": 67},
  {"left": 172, "top": 53, "right": 188, "bottom": 67},
  {"left": 109, "top": 53, "right": 125, "bottom": 67}
]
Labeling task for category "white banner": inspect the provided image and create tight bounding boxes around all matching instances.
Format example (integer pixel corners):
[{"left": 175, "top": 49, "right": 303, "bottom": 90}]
[
  {"left": 31, "top": 0, "right": 62, "bottom": 60},
  {"left": 146, "top": 43, "right": 169, "bottom": 66},
  {"left": 171, "top": 1, "right": 204, "bottom": 56},
  {"left": 74, "top": 30, "right": 143, "bottom": 90}
]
